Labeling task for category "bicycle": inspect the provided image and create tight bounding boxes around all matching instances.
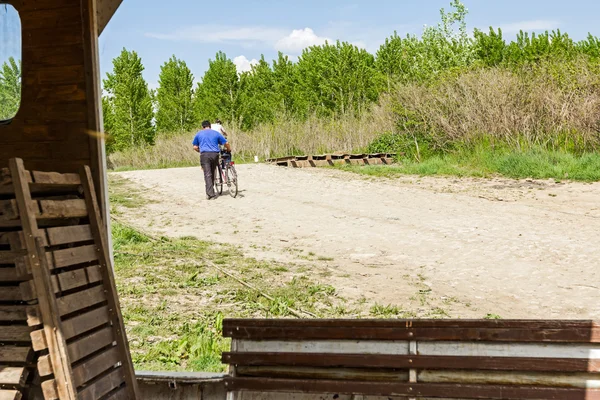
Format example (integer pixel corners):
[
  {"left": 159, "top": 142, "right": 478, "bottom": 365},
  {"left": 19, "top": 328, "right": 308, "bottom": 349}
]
[{"left": 214, "top": 151, "right": 238, "bottom": 198}]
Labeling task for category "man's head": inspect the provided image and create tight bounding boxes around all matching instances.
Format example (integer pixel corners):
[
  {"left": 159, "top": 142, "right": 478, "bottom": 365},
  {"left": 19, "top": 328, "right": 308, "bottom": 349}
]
[
  {"left": 202, "top": 120, "right": 211, "bottom": 129},
  {"left": 214, "top": 119, "right": 222, "bottom": 124}
]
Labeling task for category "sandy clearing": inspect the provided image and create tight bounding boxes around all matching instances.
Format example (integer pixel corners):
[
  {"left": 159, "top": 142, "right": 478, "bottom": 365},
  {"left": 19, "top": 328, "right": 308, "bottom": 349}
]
[{"left": 113, "top": 164, "right": 600, "bottom": 319}]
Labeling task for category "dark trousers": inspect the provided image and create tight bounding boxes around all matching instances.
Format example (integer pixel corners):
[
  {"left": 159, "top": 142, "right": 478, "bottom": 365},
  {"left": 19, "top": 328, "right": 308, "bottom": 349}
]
[{"left": 200, "top": 152, "right": 220, "bottom": 198}]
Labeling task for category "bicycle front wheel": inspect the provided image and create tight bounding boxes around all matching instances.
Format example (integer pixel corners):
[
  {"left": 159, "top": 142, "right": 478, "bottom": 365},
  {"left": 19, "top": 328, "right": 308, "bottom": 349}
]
[
  {"left": 226, "top": 165, "right": 238, "bottom": 198},
  {"left": 214, "top": 166, "right": 223, "bottom": 195}
]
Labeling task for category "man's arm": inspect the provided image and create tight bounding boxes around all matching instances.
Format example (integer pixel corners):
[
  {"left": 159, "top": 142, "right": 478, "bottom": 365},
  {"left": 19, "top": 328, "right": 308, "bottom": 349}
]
[
  {"left": 223, "top": 142, "right": 231, "bottom": 152},
  {"left": 193, "top": 145, "right": 200, "bottom": 153}
]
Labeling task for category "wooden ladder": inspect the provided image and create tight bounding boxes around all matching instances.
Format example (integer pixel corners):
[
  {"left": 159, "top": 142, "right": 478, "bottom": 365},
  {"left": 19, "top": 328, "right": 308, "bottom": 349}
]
[{"left": 0, "top": 158, "right": 139, "bottom": 400}]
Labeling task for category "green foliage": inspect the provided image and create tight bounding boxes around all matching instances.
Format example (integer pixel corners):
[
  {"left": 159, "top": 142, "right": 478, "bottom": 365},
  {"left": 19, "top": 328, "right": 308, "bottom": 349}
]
[
  {"left": 239, "top": 56, "right": 279, "bottom": 129},
  {"left": 0, "top": 57, "right": 21, "bottom": 121},
  {"left": 155, "top": 56, "right": 197, "bottom": 134},
  {"left": 295, "top": 41, "right": 380, "bottom": 116},
  {"left": 193, "top": 51, "right": 240, "bottom": 123},
  {"left": 103, "top": 48, "right": 155, "bottom": 152}
]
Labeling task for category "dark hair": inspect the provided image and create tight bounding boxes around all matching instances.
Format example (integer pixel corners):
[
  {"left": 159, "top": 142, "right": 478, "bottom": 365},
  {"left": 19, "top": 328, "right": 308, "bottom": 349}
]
[
  {"left": 214, "top": 119, "right": 222, "bottom": 124},
  {"left": 202, "top": 120, "right": 211, "bottom": 128}
]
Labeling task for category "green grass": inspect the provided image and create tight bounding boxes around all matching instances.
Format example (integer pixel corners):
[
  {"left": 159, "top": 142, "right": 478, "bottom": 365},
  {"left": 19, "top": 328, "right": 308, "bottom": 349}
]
[{"left": 338, "top": 147, "right": 600, "bottom": 182}]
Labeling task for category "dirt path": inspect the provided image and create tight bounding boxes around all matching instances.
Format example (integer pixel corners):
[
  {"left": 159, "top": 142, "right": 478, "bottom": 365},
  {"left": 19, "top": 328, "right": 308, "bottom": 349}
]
[{"left": 113, "top": 165, "right": 600, "bottom": 319}]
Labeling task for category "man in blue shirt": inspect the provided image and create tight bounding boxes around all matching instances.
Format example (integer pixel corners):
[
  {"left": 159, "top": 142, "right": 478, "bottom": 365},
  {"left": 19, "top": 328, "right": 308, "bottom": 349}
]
[{"left": 193, "top": 120, "right": 231, "bottom": 200}]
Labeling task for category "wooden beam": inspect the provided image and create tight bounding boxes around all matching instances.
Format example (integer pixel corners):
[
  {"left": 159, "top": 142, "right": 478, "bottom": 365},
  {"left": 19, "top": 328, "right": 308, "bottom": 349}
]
[{"left": 96, "top": 0, "right": 123, "bottom": 35}]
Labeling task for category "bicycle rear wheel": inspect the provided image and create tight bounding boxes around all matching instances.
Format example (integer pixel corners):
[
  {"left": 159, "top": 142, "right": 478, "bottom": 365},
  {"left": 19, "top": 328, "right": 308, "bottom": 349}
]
[
  {"left": 226, "top": 165, "right": 238, "bottom": 198},
  {"left": 214, "top": 166, "right": 223, "bottom": 195}
]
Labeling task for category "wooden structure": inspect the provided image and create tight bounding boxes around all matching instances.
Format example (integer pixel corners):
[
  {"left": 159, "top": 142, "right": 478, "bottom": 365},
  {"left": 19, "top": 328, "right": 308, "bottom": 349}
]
[
  {"left": 0, "top": 159, "right": 138, "bottom": 400},
  {"left": 223, "top": 319, "right": 600, "bottom": 399},
  {"left": 267, "top": 153, "right": 396, "bottom": 168},
  {"left": 0, "top": 0, "right": 124, "bottom": 219}
]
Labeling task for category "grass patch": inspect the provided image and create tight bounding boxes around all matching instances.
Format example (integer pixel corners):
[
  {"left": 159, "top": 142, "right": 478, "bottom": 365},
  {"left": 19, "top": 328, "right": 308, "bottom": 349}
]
[{"left": 338, "top": 146, "right": 600, "bottom": 182}]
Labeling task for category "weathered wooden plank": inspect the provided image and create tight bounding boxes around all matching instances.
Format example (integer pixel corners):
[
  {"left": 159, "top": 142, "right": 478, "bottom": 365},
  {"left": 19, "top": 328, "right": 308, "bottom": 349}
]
[
  {"left": 418, "top": 341, "right": 600, "bottom": 359},
  {"left": 38, "top": 199, "right": 87, "bottom": 219},
  {"left": 236, "top": 366, "right": 409, "bottom": 382},
  {"left": 0, "top": 268, "right": 25, "bottom": 283},
  {"left": 31, "top": 171, "right": 81, "bottom": 186},
  {"left": 418, "top": 370, "right": 600, "bottom": 389},
  {"left": 227, "top": 378, "right": 600, "bottom": 399},
  {"left": 68, "top": 327, "right": 115, "bottom": 363},
  {"left": 224, "top": 326, "right": 600, "bottom": 343},
  {"left": 47, "top": 245, "right": 98, "bottom": 270},
  {"left": 0, "top": 367, "right": 28, "bottom": 387},
  {"left": 22, "top": 26, "right": 83, "bottom": 49},
  {"left": 61, "top": 306, "right": 111, "bottom": 339},
  {"left": 37, "top": 355, "right": 53, "bottom": 377},
  {"left": 72, "top": 346, "right": 121, "bottom": 387},
  {"left": 103, "top": 387, "right": 128, "bottom": 400},
  {"left": 224, "top": 352, "right": 600, "bottom": 373},
  {"left": 223, "top": 319, "right": 600, "bottom": 329},
  {"left": 0, "top": 287, "right": 23, "bottom": 302},
  {"left": 46, "top": 225, "right": 93, "bottom": 246},
  {"left": 77, "top": 368, "right": 126, "bottom": 400},
  {"left": 0, "top": 390, "right": 22, "bottom": 400},
  {"left": 0, "top": 306, "right": 26, "bottom": 322},
  {"left": 40, "top": 379, "right": 57, "bottom": 400},
  {"left": 0, "top": 347, "right": 31, "bottom": 364},
  {"left": 0, "top": 200, "right": 19, "bottom": 220},
  {"left": 18, "top": 6, "right": 84, "bottom": 28},
  {"left": 22, "top": 65, "right": 85, "bottom": 87},
  {"left": 236, "top": 340, "right": 409, "bottom": 355},
  {"left": 56, "top": 285, "right": 106, "bottom": 316},
  {"left": 0, "top": 251, "right": 27, "bottom": 264},
  {"left": 30, "top": 329, "right": 47, "bottom": 352}
]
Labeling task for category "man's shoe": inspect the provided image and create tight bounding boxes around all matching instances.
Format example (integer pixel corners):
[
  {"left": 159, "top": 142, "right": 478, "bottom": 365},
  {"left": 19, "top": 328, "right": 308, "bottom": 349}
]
[{"left": 207, "top": 195, "right": 217, "bottom": 200}]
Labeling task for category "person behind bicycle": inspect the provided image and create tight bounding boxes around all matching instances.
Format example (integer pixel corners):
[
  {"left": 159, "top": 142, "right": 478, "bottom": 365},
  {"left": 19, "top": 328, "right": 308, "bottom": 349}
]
[
  {"left": 192, "top": 120, "right": 231, "bottom": 200},
  {"left": 212, "top": 119, "right": 227, "bottom": 138}
]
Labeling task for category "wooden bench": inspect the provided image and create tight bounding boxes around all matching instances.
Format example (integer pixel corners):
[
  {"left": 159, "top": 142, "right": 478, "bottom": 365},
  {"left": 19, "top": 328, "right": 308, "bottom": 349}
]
[{"left": 222, "top": 318, "right": 600, "bottom": 400}]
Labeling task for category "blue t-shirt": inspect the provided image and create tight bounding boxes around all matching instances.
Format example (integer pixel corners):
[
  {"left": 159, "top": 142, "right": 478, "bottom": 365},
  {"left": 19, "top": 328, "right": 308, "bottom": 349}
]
[{"left": 192, "top": 129, "right": 227, "bottom": 153}]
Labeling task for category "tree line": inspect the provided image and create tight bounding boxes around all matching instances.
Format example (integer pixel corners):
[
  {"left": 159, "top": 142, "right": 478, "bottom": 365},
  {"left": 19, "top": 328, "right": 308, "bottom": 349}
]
[{"left": 1, "top": 1, "right": 599, "bottom": 154}]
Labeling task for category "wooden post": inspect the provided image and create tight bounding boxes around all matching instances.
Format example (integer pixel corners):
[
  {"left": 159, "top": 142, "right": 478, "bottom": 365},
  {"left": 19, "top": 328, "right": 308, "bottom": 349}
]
[{"left": 9, "top": 158, "right": 77, "bottom": 400}]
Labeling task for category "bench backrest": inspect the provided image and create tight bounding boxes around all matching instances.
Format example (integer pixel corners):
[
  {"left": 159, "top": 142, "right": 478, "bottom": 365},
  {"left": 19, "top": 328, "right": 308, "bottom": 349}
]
[{"left": 223, "top": 318, "right": 600, "bottom": 400}]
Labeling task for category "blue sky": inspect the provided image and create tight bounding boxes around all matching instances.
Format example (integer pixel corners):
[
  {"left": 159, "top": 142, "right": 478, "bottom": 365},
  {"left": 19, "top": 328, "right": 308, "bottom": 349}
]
[{"left": 2, "top": 1, "right": 600, "bottom": 89}]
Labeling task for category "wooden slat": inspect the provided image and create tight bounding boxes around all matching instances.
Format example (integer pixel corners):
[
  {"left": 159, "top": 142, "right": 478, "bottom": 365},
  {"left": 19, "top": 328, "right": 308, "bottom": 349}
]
[
  {"left": 0, "top": 183, "right": 81, "bottom": 197},
  {"left": 68, "top": 327, "right": 115, "bottom": 363},
  {"left": 223, "top": 352, "right": 600, "bottom": 373},
  {"left": 62, "top": 306, "right": 111, "bottom": 339},
  {"left": 30, "top": 329, "right": 48, "bottom": 352},
  {"left": 38, "top": 199, "right": 87, "bottom": 219},
  {"left": 0, "top": 200, "right": 19, "bottom": 220},
  {"left": 72, "top": 346, "right": 121, "bottom": 387},
  {"left": 56, "top": 285, "right": 106, "bottom": 316},
  {"left": 77, "top": 368, "right": 126, "bottom": 400},
  {"left": 103, "top": 387, "right": 128, "bottom": 400},
  {"left": 46, "top": 225, "right": 93, "bottom": 246},
  {"left": 0, "top": 251, "right": 27, "bottom": 264},
  {"left": 227, "top": 377, "right": 600, "bottom": 400},
  {"left": 80, "top": 165, "right": 140, "bottom": 398},
  {"left": 0, "top": 306, "right": 26, "bottom": 322},
  {"left": 0, "top": 367, "right": 28, "bottom": 387},
  {"left": 37, "top": 355, "right": 53, "bottom": 377},
  {"left": 223, "top": 319, "right": 600, "bottom": 330},
  {"left": 31, "top": 171, "right": 81, "bottom": 185},
  {"left": 40, "top": 380, "right": 58, "bottom": 400},
  {"left": 0, "top": 287, "right": 23, "bottom": 302},
  {"left": 0, "top": 347, "right": 31, "bottom": 364},
  {"left": 47, "top": 245, "right": 98, "bottom": 270},
  {"left": 0, "top": 268, "right": 26, "bottom": 283},
  {"left": 0, "top": 390, "right": 21, "bottom": 400},
  {"left": 224, "top": 326, "right": 600, "bottom": 343},
  {"left": 9, "top": 158, "right": 77, "bottom": 400}
]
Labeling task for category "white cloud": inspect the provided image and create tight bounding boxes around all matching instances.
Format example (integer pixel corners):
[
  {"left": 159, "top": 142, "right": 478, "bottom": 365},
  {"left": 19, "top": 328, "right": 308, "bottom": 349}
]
[
  {"left": 499, "top": 20, "right": 561, "bottom": 34},
  {"left": 146, "top": 25, "right": 287, "bottom": 46},
  {"left": 233, "top": 55, "right": 258, "bottom": 73},
  {"left": 275, "top": 28, "right": 332, "bottom": 54}
]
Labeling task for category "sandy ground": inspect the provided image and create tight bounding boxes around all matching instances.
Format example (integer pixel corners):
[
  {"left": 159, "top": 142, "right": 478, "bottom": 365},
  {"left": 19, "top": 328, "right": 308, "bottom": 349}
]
[{"left": 114, "top": 165, "right": 600, "bottom": 319}]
